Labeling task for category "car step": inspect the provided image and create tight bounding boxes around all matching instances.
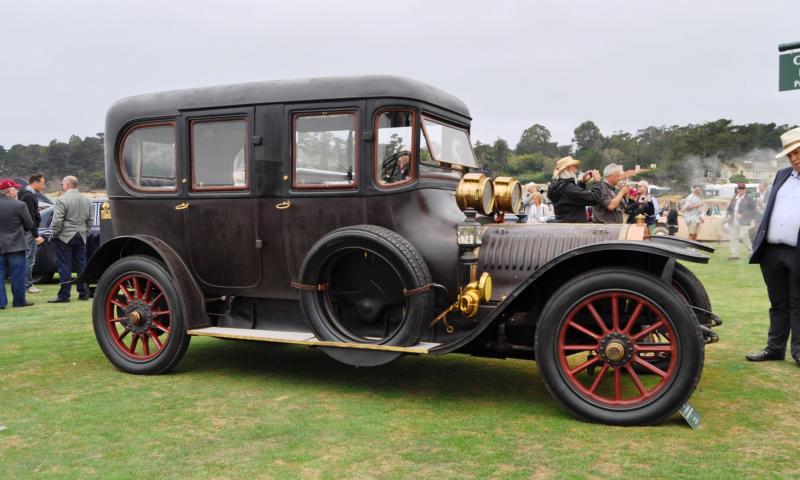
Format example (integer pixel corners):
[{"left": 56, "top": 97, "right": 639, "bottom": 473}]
[{"left": 187, "top": 327, "right": 440, "bottom": 354}]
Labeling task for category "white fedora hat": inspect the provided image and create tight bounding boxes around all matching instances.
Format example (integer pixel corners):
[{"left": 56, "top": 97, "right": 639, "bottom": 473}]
[{"left": 775, "top": 127, "right": 800, "bottom": 158}]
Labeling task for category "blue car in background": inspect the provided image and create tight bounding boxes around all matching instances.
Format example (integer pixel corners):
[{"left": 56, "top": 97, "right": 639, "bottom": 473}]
[{"left": 32, "top": 197, "right": 105, "bottom": 284}]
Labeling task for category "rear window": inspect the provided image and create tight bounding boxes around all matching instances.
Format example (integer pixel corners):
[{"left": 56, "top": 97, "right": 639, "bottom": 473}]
[
  {"left": 293, "top": 112, "right": 358, "bottom": 189},
  {"left": 190, "top": 118, "right": 249, "bottom": 191},
  {"left": 120, "top": 123, "right": 177, "bottom": 191}
]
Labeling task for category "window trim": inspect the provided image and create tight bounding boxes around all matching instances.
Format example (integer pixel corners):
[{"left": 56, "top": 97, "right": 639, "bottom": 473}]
[
  {"left": 419, "top": 114, "right": 477, "bottom": 168},
  {"left": 373, "top": 108, "right": 417, "bottom": 189},
  {"left": 189, "top": 116, "right": 251, "bottom": 192},
  {"left": 292, "top": 110, "right": 360, "bottom": 191},
  {"left": 117, "top": 121, "right": 178, "bottom": 193}
]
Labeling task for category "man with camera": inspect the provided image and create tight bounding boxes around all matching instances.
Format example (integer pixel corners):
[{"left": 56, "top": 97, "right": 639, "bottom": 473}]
[
  {"left": 547, "top": 156, "right": 602, "bottom": 223},
  {"left": 592, "top": 163, "right": 630, "bottom": 224}
]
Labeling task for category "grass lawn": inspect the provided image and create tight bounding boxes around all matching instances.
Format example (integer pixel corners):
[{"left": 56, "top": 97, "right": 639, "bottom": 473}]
[{"left": 1, "top": 245, "right": 795, "bottom": 479}]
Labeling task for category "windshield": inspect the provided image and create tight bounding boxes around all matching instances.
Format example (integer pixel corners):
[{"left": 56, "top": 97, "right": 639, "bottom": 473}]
[{"left": 420, "top": 116, "right": 478, "bottom": 169}]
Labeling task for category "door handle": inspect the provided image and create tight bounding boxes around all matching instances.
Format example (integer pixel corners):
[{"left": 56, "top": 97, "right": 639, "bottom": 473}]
[
  {"left": 275, "top": 201, "right": 291, "bottom": 210},
  {"left": 175, "top": 202, "right": 190, "bottom": 210}
]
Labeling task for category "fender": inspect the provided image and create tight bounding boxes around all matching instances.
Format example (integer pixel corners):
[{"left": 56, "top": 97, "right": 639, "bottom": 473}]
[
  {"left": 649, "top": 235, "right": 715, "bottom": 253},
  {"left": 77, "top": 235, "right": 210, "bottom": 330},
  {"left": 430, "top": 240, "right": 710, "bottom": 354}
]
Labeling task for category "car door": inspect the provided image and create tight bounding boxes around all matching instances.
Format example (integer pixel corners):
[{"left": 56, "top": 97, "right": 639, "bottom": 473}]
[{"left": 182, "top": 107, "right": 262, "bottom": 290}]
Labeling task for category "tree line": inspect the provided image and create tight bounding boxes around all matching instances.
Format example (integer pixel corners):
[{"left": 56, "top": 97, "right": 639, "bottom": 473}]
[
  {"left": 0, "top": 119, "right": 793, "bottom": 193},
  {"left": 475, "top": 119, "right": 794, "bottom": 190},
  {"left": 0, "top": 134, "right": 105, "bottom": 192}
]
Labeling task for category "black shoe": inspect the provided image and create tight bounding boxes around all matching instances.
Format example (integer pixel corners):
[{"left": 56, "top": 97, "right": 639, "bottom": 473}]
[
  {"left": 78, "top": 296, "right": 89, "bottom": 301},
  {"left": 792, "top": 353, "right": 800, "bottom": 367},
  {"left": 47, "top": 297, "right": 70, "bottom": 303},
  {"left": 13, "top": 302, "right": 34, "bottom": 308},
  {"left": 745, "top": 349, "right": 784, "bottom": 362}
]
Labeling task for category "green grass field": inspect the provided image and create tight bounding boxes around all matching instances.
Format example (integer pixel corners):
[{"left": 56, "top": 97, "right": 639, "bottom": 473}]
[{"left": 1, "top": 246, "right": 795, "bottom": 479}]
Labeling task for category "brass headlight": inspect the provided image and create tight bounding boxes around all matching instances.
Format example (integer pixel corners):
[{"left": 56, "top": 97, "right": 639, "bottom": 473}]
[
  {"left": 493, "top": 177, "right": 522, "bottom": 214},
  {"left": 456, "top": 173, "right": 495, "bottom": 216}
]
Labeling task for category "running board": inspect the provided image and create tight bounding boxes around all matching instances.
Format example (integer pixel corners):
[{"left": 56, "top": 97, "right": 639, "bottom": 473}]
[{"left": 187, "top": 327, "right": 440, "bottom": 354}]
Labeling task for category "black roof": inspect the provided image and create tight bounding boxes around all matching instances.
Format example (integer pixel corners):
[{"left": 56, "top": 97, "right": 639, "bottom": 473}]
[{"left": 106, "top": 75, "right": 471, "bottom": 135}]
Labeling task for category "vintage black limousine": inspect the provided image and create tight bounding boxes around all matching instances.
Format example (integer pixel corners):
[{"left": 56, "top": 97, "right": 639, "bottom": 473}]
[{"left": 79, "top": 75, "right": 720, "bottom": 425}]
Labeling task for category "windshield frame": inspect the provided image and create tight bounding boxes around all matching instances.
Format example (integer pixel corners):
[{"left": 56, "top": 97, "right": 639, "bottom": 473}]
[{"left": 419, "top": 115, "right": 478, "bottom": 170}]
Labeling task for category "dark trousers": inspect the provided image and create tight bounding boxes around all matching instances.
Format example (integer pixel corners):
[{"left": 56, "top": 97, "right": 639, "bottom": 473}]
[
  {"left": 760, "top": 244, "right": 800, "bottom": 357},
  {"left": 55, "top": 233, "right": 88, "bottom": 300},
  {"left": 0, "top": 251, "right": 27, "bottom": 308}
]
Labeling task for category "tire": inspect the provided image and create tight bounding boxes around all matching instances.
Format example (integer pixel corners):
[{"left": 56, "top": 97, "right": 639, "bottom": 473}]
[
  {"left": 298, "top": 225, "right": 434, "bottom": 347},
  {"left": 32, "top": 272, "right": 54, "bottom": 284},
  {"left": 670, "top": 263, "right": 712, "bottom": 323},
  {"left": 92, "top": 255, "right": 190, "bottom": 374},
  {"left": 535, "top": 267, "right": 704, "bottom": 425}
]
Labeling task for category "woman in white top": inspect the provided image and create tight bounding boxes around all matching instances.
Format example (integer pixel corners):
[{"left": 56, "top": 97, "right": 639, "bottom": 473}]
[{"left": 527, "top": 192, "right": 550, "bottom": 223}]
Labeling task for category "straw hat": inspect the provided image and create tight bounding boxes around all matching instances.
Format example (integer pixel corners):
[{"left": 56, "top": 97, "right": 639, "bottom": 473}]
[
  {"left": 554, "top": 156, "right": 581, "bottom": 175},
  {"left": 775, "top": 127, "right": 800, "bottom": 158}
]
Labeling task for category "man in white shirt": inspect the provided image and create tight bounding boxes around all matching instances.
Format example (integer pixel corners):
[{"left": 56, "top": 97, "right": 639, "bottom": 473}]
[
  {"left": 725, "top": 182, "right": 756, "bottom": 260},
  {"left": 682, "top": 185, "right": 704, "bottom": 241},
  {"left": 746, "top": 127, "right": 800, "bottom": 366}
]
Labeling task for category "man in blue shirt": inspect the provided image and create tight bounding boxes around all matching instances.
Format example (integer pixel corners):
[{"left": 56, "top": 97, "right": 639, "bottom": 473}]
[{"left": 746, "top": 127, "right": 800, "bottom": 366}]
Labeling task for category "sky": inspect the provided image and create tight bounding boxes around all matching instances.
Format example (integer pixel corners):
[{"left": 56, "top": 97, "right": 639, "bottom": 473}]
[{"left": 0, "top": 0, "right": 797, "bottom": 149}]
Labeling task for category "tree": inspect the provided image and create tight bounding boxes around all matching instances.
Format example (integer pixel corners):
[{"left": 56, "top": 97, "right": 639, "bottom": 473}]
[
  {"left": 515, "top": 123, "right": 560, "bottom": 157},
  {"left": 573, "top": 121, "right": 605, "bottom": 152}
]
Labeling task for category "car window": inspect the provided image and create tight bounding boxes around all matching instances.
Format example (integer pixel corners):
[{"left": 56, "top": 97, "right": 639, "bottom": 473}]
[
  {"left": 120, "top": 123, "right": 177, "bottom": 191},
  {"left": 293, "top": 112, "right": 358, "bottom": 188},
  {"left": 191, "top": 118, "right": 249, "bottom": 190},
  {"left": 375, "top": 110, "right": 414, "bottom": 186}
]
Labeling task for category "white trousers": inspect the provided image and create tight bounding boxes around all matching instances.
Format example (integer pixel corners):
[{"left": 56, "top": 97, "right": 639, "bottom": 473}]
[{"left": 729, "top": 223, "right": 752, "bottom": 257}]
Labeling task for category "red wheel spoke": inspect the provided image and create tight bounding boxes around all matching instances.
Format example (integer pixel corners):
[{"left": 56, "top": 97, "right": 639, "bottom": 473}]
[
  {"left": 589, "top": 364, "right": 610, "bottom": 393},
  {"left": 611, "top": 294, "right": 620, "bottom": 331},
  {"left": 148, "top": 330, "right": 163, "bottom": 349},
  {"left": 143, "top": 279, "right": 152, "bottom": 303},
  {"left": 567, "top": 321, "right": 602, "bottom": 341},
  {"left": 562, "top": 344, "right": 600, "bottom": 352},
  {"left": 120, "top": 282, "right": 134, "bottom": 302},
  {"left": 569, "top": 354, "right": 602, "bottom": 375},
  {"left": 130, "top": 334, "right": 139, "bottom": 354},
  {"left": 631, "top": 320, "right": 666, "bottom": 342},
  {"left": 110, "top": 299, "right": 127, "bottom": 310},
  {"left": 586, "top": 303, "right": 610, "bottom": 334},
  {"left": 148, "top": 292, "right": 164, "bottom": 307},
  {"left": 119, "top": 329, "right": 130, "bottom": 341},
  {"left": 151, "top": 320, "right": 171, "bottom": 334},
  {"left": 633, "top": 356, "right": 668, "bottom": 377},
  {"left": 142, "top": 336, "right": 150, "bottom": 356},
  {"left": 151, "top": 310, "right": 171, "bottom": 318},
  {"left": 622, "top": 302, "right": 644, "bottom": 335},
  {"left": 614, "top": 368, "right": 622, "bottom": 401},
  {"left": 108, "top": 317, "right": 125, "bottom": 324},
  {"left": 625, "top": 364, "right": 647, "bottom": 395},
  {"left": 635, "top": 344, "right": 673, "bottom": 353}
]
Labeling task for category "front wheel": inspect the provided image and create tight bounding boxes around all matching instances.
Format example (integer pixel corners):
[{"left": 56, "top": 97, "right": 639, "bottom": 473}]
[
  {"left": 92, "top": 255, "right": 190, "bottom": 374},
  {"left": 535, "top": 267, "right": 704, "bottom": 425}
]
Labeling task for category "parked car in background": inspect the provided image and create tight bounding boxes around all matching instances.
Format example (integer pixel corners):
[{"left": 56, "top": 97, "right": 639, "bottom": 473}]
[
  {"left": 32, "top": 196, "right": 106, "bottom": 284},
  {"left": 655, "top": 197, "right": 731, "bottom": 241}
]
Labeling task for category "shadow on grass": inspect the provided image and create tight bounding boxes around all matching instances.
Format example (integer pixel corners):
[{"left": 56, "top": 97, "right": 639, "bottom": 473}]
[{"left": 173, "top": 338, "right": 557, "bottom": 412}]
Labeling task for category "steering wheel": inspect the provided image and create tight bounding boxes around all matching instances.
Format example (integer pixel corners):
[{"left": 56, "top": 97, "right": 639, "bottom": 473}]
[{"left": 380, "top": 150, "right": 412, "bottom": 182}]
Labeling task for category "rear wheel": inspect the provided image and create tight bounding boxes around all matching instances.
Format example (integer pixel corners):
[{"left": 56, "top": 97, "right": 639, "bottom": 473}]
[
  {"left": 92, "top": 255, "right": 190, "bottom": 374},
  {"left": 535, "top": 267, "right": 704, "bottom": 425}
]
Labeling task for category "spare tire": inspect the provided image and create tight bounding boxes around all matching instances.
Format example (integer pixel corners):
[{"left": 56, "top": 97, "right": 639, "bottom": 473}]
[{"left": 297, "top": 225, "right": 434, "bottom": 347}]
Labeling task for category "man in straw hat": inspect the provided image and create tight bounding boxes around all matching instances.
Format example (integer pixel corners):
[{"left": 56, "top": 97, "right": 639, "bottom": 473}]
[
  {"left": 746, "top": 127, "right": 800, "bottom": 366},
  {"left": 547, "top": 156, "right": 602, "bottom": 223}
]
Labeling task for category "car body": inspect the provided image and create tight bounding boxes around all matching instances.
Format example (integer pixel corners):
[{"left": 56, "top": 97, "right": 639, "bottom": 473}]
[
  {"left": 656, "top": 197, "right": 731, "bottom": 241},
  {"left": 32, "top": 196, "right": 106, "bottom": 283},
  {"left": 79, "top": 76, "right": 719, "bottom": 425}
]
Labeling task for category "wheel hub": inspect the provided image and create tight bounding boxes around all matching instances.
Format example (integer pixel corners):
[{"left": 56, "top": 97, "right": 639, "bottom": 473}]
[
  {"left": 122, "top": 299, "right": 153, "bottom": 334},
  {"left": 599, "top": 332, "right": 634, "bottom": 367}
]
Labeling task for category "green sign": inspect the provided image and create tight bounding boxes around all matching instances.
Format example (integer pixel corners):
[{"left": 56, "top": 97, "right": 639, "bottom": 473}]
[{"left": 779, "top": 51, "right": 800, "bottom": 91}]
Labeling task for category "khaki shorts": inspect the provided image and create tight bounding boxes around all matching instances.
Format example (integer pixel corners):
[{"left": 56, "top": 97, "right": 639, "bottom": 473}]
[{"left": 686, "top": 222, "right": 700, "bottom": 235}]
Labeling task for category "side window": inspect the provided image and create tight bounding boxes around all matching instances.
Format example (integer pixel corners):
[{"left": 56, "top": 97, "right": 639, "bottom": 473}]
[
  {"left": 120, "top": 123, "right": 176, "bottom": 191},
  {"left": 293, "top": 112, "right": 357, "bottom": 188},
  {"left": 375, "top": 110, "right": 414, "bottom": 186},
  {"left": 191, "top": 118, "right": 248, "bottom": 190}
]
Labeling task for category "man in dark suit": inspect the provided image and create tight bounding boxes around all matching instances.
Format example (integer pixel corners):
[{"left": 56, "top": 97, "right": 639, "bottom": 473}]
[
  {"left": 0, "top": 178, "right": 35, "bottom": 309},
  {"left": 17, "top": 173, "right": 46, "bottom": 294},
  {"left": 746, "top": 127, "right": 800, "bottom": 366}
]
